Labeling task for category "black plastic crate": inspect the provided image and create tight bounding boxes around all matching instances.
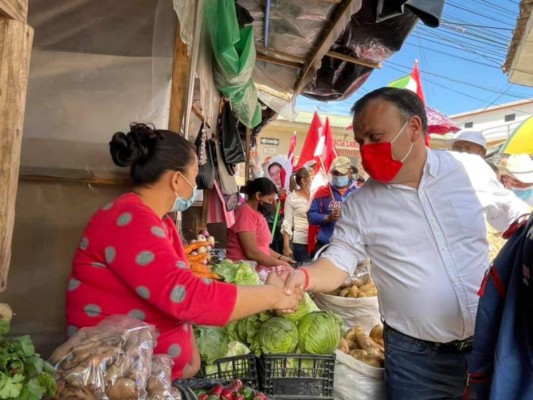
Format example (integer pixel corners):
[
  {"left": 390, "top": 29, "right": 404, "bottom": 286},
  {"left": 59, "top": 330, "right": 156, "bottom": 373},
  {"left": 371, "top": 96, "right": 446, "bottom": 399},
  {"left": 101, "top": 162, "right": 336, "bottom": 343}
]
[
  {"left": 259, "top": 354, "right": 336, "bottom": 400},
  {"left": 197, "top": 353, "right": 259, "bottom": 389}
]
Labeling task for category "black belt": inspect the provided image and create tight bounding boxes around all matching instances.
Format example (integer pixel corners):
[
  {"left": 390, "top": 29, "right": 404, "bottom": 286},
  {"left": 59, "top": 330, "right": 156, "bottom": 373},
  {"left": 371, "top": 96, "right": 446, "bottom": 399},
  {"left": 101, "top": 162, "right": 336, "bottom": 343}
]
[
  {"left": 433, "top": 337, "right": 473, "bottom": 353},
  {"left": 385, "top": 324, "right": 473, "bottom": 353}
]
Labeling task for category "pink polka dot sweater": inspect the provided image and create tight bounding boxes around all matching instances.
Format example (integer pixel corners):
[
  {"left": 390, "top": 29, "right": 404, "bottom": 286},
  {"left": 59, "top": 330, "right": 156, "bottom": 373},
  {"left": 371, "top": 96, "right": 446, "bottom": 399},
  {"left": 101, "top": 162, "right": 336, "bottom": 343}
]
[{"left": 66, "top": 193, "right": 237, "bottom": 379}]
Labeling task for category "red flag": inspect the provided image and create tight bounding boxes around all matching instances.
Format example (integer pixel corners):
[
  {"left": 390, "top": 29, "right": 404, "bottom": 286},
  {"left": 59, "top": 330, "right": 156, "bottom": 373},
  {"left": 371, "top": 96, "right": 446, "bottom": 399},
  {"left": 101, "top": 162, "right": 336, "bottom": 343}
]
[
  {"left": 411, "top": 62, "right": 426, "bottom": 105},
  {"left": 281, "top": 133, "right": 297, "bottom": 190},
  {"left": 322, "top": 117, "right": 337, "bottom": 172},
  {"left": 295, "top": 112, "right": 322, "bottom": 170}
]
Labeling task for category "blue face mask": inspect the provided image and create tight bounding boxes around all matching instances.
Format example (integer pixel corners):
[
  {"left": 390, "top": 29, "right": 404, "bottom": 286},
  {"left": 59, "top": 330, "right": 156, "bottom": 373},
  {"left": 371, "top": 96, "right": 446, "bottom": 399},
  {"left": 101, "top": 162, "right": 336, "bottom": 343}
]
[
  {"left": 170, "top": 174, "right": 197, "bottom": 212},
  {"left": 512, "top": 187, "right": 533, "bottom": 206},
  {"left": 332, "top": 175, "right": 350, "bottom": 188}
]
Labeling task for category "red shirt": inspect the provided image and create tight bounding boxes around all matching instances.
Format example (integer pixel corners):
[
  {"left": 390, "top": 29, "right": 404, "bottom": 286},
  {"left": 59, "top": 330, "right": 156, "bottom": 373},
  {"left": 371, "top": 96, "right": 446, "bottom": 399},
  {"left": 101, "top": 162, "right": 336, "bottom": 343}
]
[
  {"left": 66, "top": 193, "right": 237, "bottom": 379},
  {"left": 226, "top": 203, "right": 272, "bottom": 263}
]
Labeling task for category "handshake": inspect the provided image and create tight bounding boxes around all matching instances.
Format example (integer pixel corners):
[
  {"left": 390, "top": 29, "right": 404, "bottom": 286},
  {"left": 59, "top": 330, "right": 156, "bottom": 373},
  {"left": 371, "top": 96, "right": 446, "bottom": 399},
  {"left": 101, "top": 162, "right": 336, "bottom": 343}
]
[{"left": 265, "top": 269, "right": 308, "bottom": 313}]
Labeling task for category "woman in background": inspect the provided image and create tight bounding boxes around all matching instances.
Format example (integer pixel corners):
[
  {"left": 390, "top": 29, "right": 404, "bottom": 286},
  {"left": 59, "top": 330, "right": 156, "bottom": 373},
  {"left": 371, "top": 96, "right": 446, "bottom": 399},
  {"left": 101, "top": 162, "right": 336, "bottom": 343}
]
[
  {"left": 226, "top": 178, "right": 294, "bottom": 273},
  {"left": 282, "top": 168, "right": 312, "bottom": 263}
]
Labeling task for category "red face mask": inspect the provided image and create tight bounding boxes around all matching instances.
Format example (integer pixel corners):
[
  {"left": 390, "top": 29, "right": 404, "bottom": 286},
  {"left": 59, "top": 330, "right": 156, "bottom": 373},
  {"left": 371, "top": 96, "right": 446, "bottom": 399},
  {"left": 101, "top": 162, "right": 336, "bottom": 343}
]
[{"left": 360, "top": 120, "right": 413, "bottom": 183}]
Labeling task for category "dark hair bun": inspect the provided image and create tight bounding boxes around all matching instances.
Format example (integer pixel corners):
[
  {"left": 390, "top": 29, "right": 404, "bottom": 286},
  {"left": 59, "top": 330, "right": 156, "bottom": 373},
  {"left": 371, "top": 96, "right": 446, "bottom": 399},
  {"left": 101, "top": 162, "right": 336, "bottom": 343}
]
[{"left": 109, "top": 123, "right": 161, "bottom": 167}]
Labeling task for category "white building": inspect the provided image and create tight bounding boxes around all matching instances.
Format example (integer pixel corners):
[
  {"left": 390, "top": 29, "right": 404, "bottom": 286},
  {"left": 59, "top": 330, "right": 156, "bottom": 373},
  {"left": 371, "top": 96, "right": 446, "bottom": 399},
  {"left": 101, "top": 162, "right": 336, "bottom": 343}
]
[{"left": 450, "top": 99, "right": 533, "bottom": 146}]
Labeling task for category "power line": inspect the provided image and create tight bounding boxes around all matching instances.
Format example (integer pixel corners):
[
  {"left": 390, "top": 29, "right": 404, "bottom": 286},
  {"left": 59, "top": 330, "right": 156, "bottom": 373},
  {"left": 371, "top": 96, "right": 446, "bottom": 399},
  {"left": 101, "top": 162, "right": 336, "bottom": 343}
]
[
  {"left": 386, "top": 61, "right": 533, "bottom": 99},
  {"left": 403, "top": 41, "right": 502, "bottom": 69},
  {"left": 446, "top": 2, "right": 516, "bottom": 26}
]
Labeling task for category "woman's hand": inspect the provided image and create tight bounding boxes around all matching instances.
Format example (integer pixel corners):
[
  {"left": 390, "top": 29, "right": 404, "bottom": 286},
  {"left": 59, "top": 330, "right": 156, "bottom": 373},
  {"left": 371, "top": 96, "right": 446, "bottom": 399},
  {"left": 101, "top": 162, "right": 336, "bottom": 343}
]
[
  {"left": 266, "top": 271, "right": 303, "bottom": 311},
  {"left": 279, "top": 255, "right": 296, "bottom": 265}
]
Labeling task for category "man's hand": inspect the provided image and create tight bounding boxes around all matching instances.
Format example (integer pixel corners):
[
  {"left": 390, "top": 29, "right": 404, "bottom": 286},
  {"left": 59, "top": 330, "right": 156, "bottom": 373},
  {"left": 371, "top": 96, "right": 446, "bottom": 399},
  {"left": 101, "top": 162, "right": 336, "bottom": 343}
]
[
  {"left": 282, "top": 269, "right": 307, "bottom": 295},
  {"left": 267, "top": 271, "right": 303, "bottom": 311},
  {"left": 283, "top": 247, "right": 293, "bottom": 258},
  {"left": 326, "top": 209, "right": 341, "bottom": 222}
]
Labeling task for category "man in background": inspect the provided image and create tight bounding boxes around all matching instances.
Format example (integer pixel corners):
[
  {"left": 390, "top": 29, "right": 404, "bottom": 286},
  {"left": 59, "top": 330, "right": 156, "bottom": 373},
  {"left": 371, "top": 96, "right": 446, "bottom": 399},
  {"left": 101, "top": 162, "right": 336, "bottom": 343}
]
[
  {"left": 307, "top": 156, "right": 357, "bottom": 255},
  {"left": 500, "top": 154, "right": 533, "bottom": 207},
  {"left": 451, "top": 130, "right": 487, "bottom": 158}
]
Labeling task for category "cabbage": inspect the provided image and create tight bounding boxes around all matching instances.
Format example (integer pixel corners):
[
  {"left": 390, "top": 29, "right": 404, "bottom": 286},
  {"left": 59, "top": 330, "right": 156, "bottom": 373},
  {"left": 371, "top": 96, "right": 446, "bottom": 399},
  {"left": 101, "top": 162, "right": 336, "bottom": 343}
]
[
  {"left": 297, "top": 311, "right": 343, "bottom": 355},
  {"left": 212, "top": 260, "right": 237, "bottom": 282},
  {"left": 212, "top": 260, "right": 261, "bottom": 285},
  {"left": 275, "top": 293, "right": 319, "bottom": 324},
  {"left": 205, "top": 341, "right": 251, "bottom": 375},
  {"left": 235, "top": 311, "right": 271, "bottom": 356},
  {"left": 233, "top": 261, "right": 261, "bottom": 285},
  {"left": 195, "top": 326, "right": 228, "bottom": 364},
  {"left": 259, "top": 317, "right": 299, "bottom": 354}
]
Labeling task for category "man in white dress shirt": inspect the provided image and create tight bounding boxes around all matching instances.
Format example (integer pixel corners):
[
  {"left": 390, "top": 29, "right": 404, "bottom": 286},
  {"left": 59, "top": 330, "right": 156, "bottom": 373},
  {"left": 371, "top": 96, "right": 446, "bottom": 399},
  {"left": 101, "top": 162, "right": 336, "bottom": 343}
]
[{"left": 283, "top": 88, "right": 530, "bottom": 399}]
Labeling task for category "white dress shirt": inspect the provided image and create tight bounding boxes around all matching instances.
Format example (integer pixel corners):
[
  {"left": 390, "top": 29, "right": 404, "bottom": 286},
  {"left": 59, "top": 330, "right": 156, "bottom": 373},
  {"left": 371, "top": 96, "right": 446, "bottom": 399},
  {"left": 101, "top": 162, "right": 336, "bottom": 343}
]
[
  {"left": 323, "top": 149, "right": 530, "bottom": 343},
  {"left": 282, "top": 192, "right": 310, "bottom": 245}
]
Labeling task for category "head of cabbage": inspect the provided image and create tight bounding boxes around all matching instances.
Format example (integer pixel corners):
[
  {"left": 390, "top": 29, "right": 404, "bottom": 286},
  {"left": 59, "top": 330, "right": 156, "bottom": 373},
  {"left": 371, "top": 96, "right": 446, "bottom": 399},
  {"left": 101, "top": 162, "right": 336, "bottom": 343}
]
[
  {"left": 259, "top": 317, "right": 299, "bottom": 354},
  {"left": 298, "top": 311, "right": 343, "bottom": 355},
  {"left": 195, "top": 326, "right": 228, "bottom": 364},
  {"left": 275, "top": 293, "right": 319, "bottom": 323}
]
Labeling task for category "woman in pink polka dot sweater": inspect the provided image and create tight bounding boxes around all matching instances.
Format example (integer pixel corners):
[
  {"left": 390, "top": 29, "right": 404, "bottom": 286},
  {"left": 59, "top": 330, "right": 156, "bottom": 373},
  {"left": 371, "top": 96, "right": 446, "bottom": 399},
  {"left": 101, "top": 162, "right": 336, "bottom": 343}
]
[{"left": 66, "top": 123, "right": 302, "bottom": 380}]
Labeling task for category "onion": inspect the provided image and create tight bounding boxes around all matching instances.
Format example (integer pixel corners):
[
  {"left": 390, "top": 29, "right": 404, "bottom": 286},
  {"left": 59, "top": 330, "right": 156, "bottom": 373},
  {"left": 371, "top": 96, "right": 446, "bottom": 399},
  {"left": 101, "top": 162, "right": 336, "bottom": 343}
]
[
  {"left": 190, "top": 239, "right": 197, "bottom": 244},
  {"left": 190, "top": 251, "right": 198, "bottom": 256},
  {"left": 207, "top": 236, "right": 216, "bottom": 243},
  {"left": 197, "top": 247, "right": 207, "bottom": 254},
  {"left": 200, "top": 230, "right": 210, "bottom": 237},
  {"left": 201, "top": 259, "right": 208, "bottom": 265},
  {"left": 206, "top": 245, "right": 212, "bottom": 251},
  {"left": 197, "top": 234, "right": 207, "bottom": 242}
]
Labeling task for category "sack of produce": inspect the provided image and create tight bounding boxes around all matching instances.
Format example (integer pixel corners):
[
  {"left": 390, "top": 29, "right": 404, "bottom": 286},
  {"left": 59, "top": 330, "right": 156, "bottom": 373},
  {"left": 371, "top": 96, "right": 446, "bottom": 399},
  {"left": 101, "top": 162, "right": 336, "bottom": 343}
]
[
  {"left": 334, "top": 351, "right": 385, "bottom": 400},
  {"left": 50, "top": 316, "right": 158, "bottom": 400},
  {"left": 314, "top": 272, "right": 380, "bottom": 333},
  {"left": 334, "top": 324, "right": 385, "bottom": 400}
]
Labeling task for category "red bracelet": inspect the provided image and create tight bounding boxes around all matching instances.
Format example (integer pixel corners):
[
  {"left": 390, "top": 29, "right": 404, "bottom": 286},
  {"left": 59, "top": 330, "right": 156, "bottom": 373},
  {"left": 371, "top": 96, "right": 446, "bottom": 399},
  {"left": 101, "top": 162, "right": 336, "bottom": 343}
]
[{"left": 300, "top": 268, "right": 310, "bottom": 291}]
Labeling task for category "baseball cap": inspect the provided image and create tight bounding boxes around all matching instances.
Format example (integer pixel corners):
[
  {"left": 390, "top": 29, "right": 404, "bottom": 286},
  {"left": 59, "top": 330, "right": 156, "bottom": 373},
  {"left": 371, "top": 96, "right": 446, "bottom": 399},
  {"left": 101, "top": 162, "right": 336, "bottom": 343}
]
[
  {"left": 500, "top": 154, "right": 533, "bottom": 184},
  {"left": 452, "top": 130, "right": 487, "bottom": 150},
  {"left": 330, "top": 156, "right": 352, "bottom": 174}
]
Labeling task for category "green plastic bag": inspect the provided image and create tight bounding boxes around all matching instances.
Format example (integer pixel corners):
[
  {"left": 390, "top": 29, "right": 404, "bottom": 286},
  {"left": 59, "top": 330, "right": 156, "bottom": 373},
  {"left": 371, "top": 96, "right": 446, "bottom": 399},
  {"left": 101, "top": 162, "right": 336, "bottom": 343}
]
[{"left": 204, "top": 0, "right": 261, "bottom": 128}]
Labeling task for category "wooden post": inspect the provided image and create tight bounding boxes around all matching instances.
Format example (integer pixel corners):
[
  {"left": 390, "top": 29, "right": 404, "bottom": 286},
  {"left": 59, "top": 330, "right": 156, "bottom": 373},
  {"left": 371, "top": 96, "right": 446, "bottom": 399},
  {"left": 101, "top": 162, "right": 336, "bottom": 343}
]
[
  {"left": 0, "top": 15, "right": 33, "bottom": 291},
  {"left": 168, "top": 21, "right": 190, "bottom": 134}
]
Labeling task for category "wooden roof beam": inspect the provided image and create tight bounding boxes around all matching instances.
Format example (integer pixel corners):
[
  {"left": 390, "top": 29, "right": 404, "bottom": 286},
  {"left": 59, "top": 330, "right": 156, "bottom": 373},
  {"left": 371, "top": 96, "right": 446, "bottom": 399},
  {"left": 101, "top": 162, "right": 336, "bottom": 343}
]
[
  {"left": 0, "top": 0, "right": 27, "bottom": 22},
  {"left": 293, "top": 0, "right": 358, "bottom": 96}
]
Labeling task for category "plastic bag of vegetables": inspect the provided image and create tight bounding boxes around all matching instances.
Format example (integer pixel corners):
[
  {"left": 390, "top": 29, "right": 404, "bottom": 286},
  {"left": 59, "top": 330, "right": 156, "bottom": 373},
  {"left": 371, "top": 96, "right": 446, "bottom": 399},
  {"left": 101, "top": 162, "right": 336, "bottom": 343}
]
[
  {"left": 298, "top": 311, "right": 343, "bottom": 355},
  {"left": 258, "top": 318, "right": 299, "bottom": 355},
  {"left": 50, "top": 316, "right": 158, "bottom": 400}
]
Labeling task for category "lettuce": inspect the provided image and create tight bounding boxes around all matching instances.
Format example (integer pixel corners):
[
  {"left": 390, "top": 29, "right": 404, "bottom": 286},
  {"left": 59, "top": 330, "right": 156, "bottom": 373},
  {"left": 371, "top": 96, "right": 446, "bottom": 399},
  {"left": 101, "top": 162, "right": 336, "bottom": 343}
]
[
  {"left": 275, "top": 293, "right": 319, "bottom": 324},
  {"left": 297, "top": 311, "right": 343, "bottom": 355},
  {"left": 258, "top": 318, "right": 299, "bottom": 355}
]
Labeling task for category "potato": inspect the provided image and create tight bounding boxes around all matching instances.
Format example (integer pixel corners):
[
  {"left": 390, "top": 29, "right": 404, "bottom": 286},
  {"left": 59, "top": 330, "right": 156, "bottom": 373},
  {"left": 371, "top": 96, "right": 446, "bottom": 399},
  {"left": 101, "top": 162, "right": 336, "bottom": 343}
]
[
  {"left": 351, "top": 278, "right": 364, "bottom": 287},
  {"left": 106, "top": 378, "right": 138, "bottom": 400},
  {"left": 361, "top": 356, "right": 382, "bottom": 368},
  {"left": 349, "top": 349, "right": 368, "bottom": 359},
  {"left": 338, "top": 338, "right": 350, "bottom": 354},
  {"left": 369, "top": 324, "right": 384, "bottom": 347},
  {"left": 346, "top": 339, "right": 358, "bottom": 350},
  {"left": 344, "top": 327, "right": 361, "bottom": 343},
  {"left": 347, "top": 285, "right": 360, "bottom": 298},
  {"left": 339, "top": 287, "right": 351, "bottom": 297},
  {"left": 357, "top": 292, "right": 367, "bottom": 298}
]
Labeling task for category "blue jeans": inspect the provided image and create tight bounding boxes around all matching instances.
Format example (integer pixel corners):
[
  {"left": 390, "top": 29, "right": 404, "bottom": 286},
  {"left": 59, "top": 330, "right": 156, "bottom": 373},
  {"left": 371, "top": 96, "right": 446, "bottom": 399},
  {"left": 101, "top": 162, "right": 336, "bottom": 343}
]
[
  {"left": 384, "top": 325, "right": 475, "bottom": 400},
  {"left": 292, "top": 243, "right": 310, "bottom": 263}
]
